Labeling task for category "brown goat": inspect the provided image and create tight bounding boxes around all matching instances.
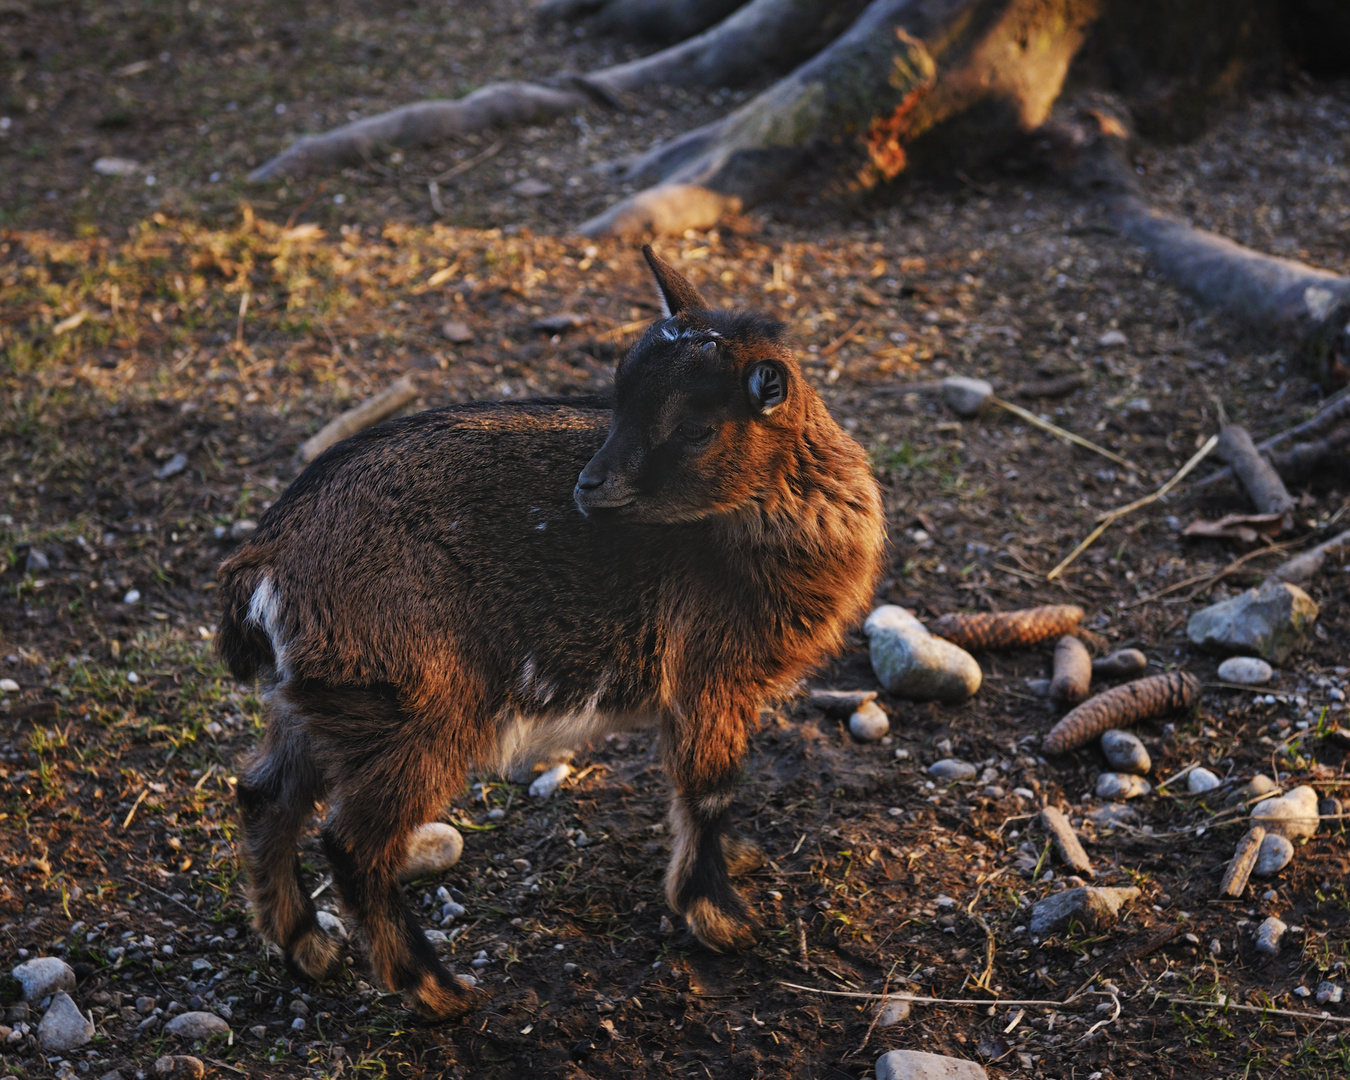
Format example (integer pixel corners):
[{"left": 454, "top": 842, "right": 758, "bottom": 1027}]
[{"left": 217, "top": 246, "right": 885, "bottom": 1020}]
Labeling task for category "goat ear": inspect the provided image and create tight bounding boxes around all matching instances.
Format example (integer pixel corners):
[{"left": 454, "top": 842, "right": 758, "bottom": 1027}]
[
  {"left": 642, "top": 244, "right": 708, "bottom": 317},
  {"left": 747, "top": 361, "right": 787, "bottom": 415}
]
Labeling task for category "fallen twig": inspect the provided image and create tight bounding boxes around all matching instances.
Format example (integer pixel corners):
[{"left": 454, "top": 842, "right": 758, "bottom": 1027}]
[
  {"left": 779, "top": 982, "right": 1116, "bottom": 1010},
  {"left": 1170, "top": 997, "right": 1350, "bottom": 1025},
  {"left": 1048, "top": 435, "right": 1218, "bottom": 581},
  {"left": 1267, "top": 528, "right": 1350, "bottom": 586},
  {"left": 1194, "top": 386, "right": 1350, "bottom": 490},
  {"left": 991, "top": 397, "right": 1134, "bottom": 470},
  {"left": 1214, "top": 425, "right": 1294, "bottom": 522},
  {"left": 298, "top": 375, "right": 419, "bottom": 463},
  {"left": 820, "top": 316, "right": 868, "bottom": 357},
  {"left": 1126, "top": 539, "right": 1300, "bottom": 608}
]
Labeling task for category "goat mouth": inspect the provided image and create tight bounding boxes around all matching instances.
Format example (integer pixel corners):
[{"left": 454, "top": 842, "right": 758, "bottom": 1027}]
[{"left": 574, "top": 495, "right": 637, "bottom": 515}]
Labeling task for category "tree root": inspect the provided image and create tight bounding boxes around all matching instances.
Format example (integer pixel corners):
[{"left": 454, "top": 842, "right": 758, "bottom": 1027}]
[
  {"left": 250, "top": 0, "right": 857, "bottom": 183},
  {"left": 1214, "top": 425, "right": 1295, "bottom": 524},
  {"left": 1194, "top": 388, "right": 1350, "bottom": 490}
]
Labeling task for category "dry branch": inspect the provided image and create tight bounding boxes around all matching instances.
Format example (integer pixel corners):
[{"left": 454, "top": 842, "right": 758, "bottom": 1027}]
[
  {"left": 1218, "top": 826, "right": 1264, "bottom": 899},
  {"left": 1017, "top": 372, "right": 1087, "bottom": 399},
  {"left": 1040, "top": 805, "right": 1093, "bottom": 877},
  {"left": 1049, "top": 635, "right": 1092, "bottom": 705},
  {"left": 1214, "top": 425, "right": 1294, "bottom": 523},
  {"left": 298, "top": 377, "right": 419, "bottom": 464},
  {"left": 1042, "top": 672, "right": 1200, "bottom": 754},
  {"left": 1266, "top": 425, "right": 1350, "bottom": 480},
  {"left": 1266, "top": 528, "right": 1350, "bottom": 587},
  {"left": 931, "top": 605, "right": 1084, "bottom": 652},
  {"left": 1195, "top": 389, "right": 1350, "bottom": 490}
]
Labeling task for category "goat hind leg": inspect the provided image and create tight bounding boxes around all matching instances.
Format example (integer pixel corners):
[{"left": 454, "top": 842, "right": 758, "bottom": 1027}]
[{"left": 235, "top": 705, "right": 341, "bottom": 981}]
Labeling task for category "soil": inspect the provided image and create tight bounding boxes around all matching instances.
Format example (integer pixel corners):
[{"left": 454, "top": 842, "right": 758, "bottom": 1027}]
[{"left": 2, "top": 2, "right": 1350, "bottom": 1079}]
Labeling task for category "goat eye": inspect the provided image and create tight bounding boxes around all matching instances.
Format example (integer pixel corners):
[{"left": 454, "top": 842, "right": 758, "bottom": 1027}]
[{"left": 678, "top": 421, "right": 713, "bottom": 443}]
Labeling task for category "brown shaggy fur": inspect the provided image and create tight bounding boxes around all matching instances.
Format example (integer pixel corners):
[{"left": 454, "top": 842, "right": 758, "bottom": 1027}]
[{"left": 218, "top": 246, "right": 885, "bottom": 1020}]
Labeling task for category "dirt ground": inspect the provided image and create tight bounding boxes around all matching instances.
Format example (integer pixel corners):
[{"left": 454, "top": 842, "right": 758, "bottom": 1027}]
[{"left": 2, "top": 3, "right": 1350, "bottom": 1079}]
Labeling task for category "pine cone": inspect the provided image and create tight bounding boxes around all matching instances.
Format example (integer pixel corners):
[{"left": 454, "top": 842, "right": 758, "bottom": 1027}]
[
  {"left": 931, "top": 605, "right": 1084, "bottom": 651},
  {"left": 1043, "top": 671, "right": 1200, "bottom": 754}
]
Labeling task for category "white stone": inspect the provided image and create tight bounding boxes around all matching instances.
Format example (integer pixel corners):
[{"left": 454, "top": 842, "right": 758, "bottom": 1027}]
[
  {"left": 1251, "top": 785, "right": 1320, "bottom": 840},
  {"left": 399, "top": 822, "right": 464, "bottom": 881},
  {"left": 1097, "top": 329, "right": 1128, "bottom": 348},
  {"left": 164, "top": 1011, "right": 230, "bottom": 1040},
  {"left": 849, "top": 700, "right": 890, "bottom": 742},
  {"left": 1096, "top": 772, "right": 1151, "bottom": 800},
  {"left": 0, "top": 678, "right": 18, "bottom": 693},
  {"left": 875, "top": 997, "right": 912, "bottom": 1027},
  {"left": 864, "top": 606, "right": 981, "bottom": 703},
  {"left": 1255, "top": 916, "right": 1287, "bottom": 955},
  {"left": 1217, "top": 657, "right": 1273, "bottom": 685},
  {"left": 1254, "top": 833, "right": 1295, "bottom": 876},
  {"left": 12, "top": 957, "right": 75, "bottom": 1001},
  {"left": 876, "top": 1049, "right": 988, "bottom": 1080},
  {"left": 940, "top": 376, "right": 994, "bottom": 418},
  {"left": 929, "top": 759, "right": 977, "bottom": 781},
  {"left": 529, "top": 762, "right": 572, "bottom": 800},
  {"left": 1100, "top": 730, "right": 1150, "bottom": 775},
  {"left": 315, "top": 910, "right": 348, "bottom": 940},
  {"left": 93, "top": 156, "right": 142, "bottom": 176},
  {"left": 1188, "top": 767, "right": 1221, "bottom": 794},
  {"left": 1317, "top": 982, "right": 1343, "bottom": 1005},
  {"left": 37, "top": 993, "right": 94, "bottom": 1052}
]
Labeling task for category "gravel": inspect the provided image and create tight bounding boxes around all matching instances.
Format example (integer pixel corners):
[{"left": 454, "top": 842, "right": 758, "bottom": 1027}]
[{"left": 1100, "top": 730, "right": 1150, "bottom": 774}]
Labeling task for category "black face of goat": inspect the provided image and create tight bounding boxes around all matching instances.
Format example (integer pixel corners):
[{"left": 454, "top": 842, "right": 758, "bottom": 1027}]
[{"left": 217, "top": 244, "right": 886, "bottom": 1021}]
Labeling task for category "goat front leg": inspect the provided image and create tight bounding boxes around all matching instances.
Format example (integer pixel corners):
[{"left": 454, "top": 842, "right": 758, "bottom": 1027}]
[{"left": 661, "top": 707, "right": 760, "bottom": 953}]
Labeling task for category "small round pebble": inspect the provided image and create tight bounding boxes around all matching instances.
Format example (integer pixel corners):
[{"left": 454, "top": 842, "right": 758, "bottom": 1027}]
[
  {"left": 1187, "top": 767, "right": 1221, "bottom": 794},
  {"left": 1100, "top": 730, "right": 1151, "bottom": 775},
  {"left": 928, "top": 759, "right": 977, "bottom": 781},
  {"left": 399, "top": 822, "right": 464, "bottom": 881},
  {"left": 1217, "top": 656, "right": 1273, "bottom": 685},
  {"left": 848, "top": 700, "right": 890, "bottom": 742},
  {"left": 1255, "top": 916, "right": 1287, "bottom": 955},
  {"left": 1253, "top": 833, "right": 1294, "bottom": 876},
  {"left": 1096, "top": 772, "right": 1151, "bottom": 800},
  {"left": 875, "top": 997, "right": 912, "bottom": 1027}
]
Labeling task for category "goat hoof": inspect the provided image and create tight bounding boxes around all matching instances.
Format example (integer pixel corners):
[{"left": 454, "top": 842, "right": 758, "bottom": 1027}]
[
  {"left": 285, "top": 927, "right": 344, "bottom": 983},
  {"left": 406, "top": 972, "right": 488, "bottom": 1022},
  {"left": 683, "top": 895, "right": 759, "bottom": 953},
  {"left": 721, "top": 835, "right": 765, "bottom": 877}
]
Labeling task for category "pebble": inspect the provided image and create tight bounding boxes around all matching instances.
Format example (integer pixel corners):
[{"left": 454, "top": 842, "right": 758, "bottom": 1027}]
[
  {"left": 1255, "top": 916, "right": 1287, "bottom": 955},
  {"left": 849, "top": 700, "right": 890, "bottom": 742},
  {"left": 1186, "top": 581, "right": 1319, "bottom": 664},
  {"left": 315, "top": 910, "right": 348, "bottom": 940},
  {"left": 93, "top": 156, "right": 142, "bottom": 176},
  {"left": 510, "top": 177, "right": 553, "bottom": 197},
  {"left": 1251, "top": 785, "right": 1320, "bottom": 840},
  {"left": 155, "top": 453, "right": 188, "bottom": 480},
  {"left": 1318, "top": 796, "right": 1341, "bottom": 820},
  {"left": 0, "top": 678, "right": 18, "bottom": 693},
  {"left": 982, "top": 785, "right": 1005, "bottom": 799},
  {"left": 864, "top": 606, "right": 982, "bottom": 703},
  {"left": 874, "top": 997, "right": 912, "bottom": 1027},
  {"left": 12, "top": 957, "right": 75, "bottom": 1002},
  {"left": 1091, "top": 648, "right": 1148, "bottom": 678},
  {"left": 441, "top": 320, "right": 473, "bottom": 343},
  {"left": 1096, "top": 772, "right": 1151, "bottom": 800},
  {"left": 1226, "top": 773, "right": 1277, "bottom": 807},
  {"left": 25, "top": 548, "right": 50, "bottom": 573},
  {"left": 1098, "top": 329, "right": 1128, "bottom": 348},
  {"left": 929, "top": 759, "right": 977, "bottom": 781},
  {"left": 1089, "top": 803, "right": 1138, "bottom": 826},
  {"left": 940, "top": 376, "right": 995, "bottom": 418},
  {"left": 1253, "top": 833, "right": 1295, "bottom": 876},
  {"left": 163, "top": 1011, "right": 230, "bottom": 1040},
  {"left": 1188, "top": 767, "right": 1221, "bottom": 794},
  {"left": 876, "top": 1048, "right": 988, "bottom": 1080},
  {"left": 1029, "top": 886, "right": 1140, "bottom": 938},
  {"left": 1317, "top": 982, "right": 1344, "bottom": 1005},
  {"left": 153, "top": 1056, "right": 206, "bottom": 1080},
  {"left": 1217, "top": 656, "right": 1273, "bottom": 685},
  {"left": 529, "top": 762, "right": 572, "bottom": 800},
  {"left": 123, "top": 589, "right": 141, "bottom": 604},
  {"left": 229, "top": 519, "right": 257, "bottom": 541},
  {"left": 1100, "top": 730, "right": 1150, "bottom": 775},
  {"left": 36, "top": 993, "right": 94, "bottom": 1052},
  {"left": 399, "top": 822, "right": 464, "bottom": 881}
]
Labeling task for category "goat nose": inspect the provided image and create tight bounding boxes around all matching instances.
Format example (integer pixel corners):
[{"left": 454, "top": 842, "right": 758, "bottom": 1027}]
[{"left": 576, "top": 464, "right": 606, "bottom": 491}]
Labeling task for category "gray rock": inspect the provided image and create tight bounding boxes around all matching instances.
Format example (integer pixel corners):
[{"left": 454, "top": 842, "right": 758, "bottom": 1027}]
[
  {"left": 1097, "top": 329, "right": 1128, "bottom": 348},
  {"left": 37, "top": 993, "right": 94, "bottom": 1052},
  {"left": 849, "top": 700, "right": 890, "bottom": 742},
  {"left": 1217, "top": 656, "right": 1273, "bottom": 685},
  {"left": 1096, "top": 772, "right": 1151, "bottom": 800},
  {"left": 1251, "top": 785, "right": 1320, "bottom": 840},
  {"left": 1254, "top": 833, "right": 1295, "bottom": 876},
  {"left": 154, "top": 1056, "right": 206, "bottom": 1079},
  {"left": 876, "top": 1049, "right": 987, "bottom": 1080},
  {"left": 875, "top": 997, "right": 912, "bottom": 1027},
  {"left": 929, "top": 759, "right": 977, "bottom": 781},
  {"left": 528, "top": 761, "right": 571, "bottom": 800},
  {"left": 1319, "top": 796, "right": 1342, "bottom": 820},
  {"left": 25, "top": 548, "right": 49, "bottom": 573},
  {"left": 510, "top": 177, "right": 553, "bottom": 197},
  {"left": 1317, "top": 981, "right": 1343, "bottom": 1005},
  {"left": 400, "top": 822, "right": 464, "bottom": 880},
  {"left": 163, "top": 1011, "right": 230, "bottom": 1040},
  {"left": 1186, "top": 581, "right": 1319, "bottom": 664},
  {"left": 940, "top": 376, "right": 994, "bottom": 418},
  {"left": 1089, "top": 802, "right": 1139, "bottom": 827},
  {"left": 156, "top": 453, "right": 188, "bottom": 480},
  {"left": 1100, "top": 730, "right": 1150, "bottom": 775},
  {"left": 12, "top": 957, "right": 75, "bottom": 1002},
  {"left": 1029, "top": 886, "right": 1140, "bottom": 937},
  {"left": 229, "top": 519, "right": 257, "bottom": 541},
  {"left": 864, "top": 606, "right": 982, "bottom": 703},
  {"left": 1227, "top": 773, "right": 1277, "bottom": 807},
  {"left": 316, "top": 909, "right": 348, "bottom": 940},
  {"left": 1091, "top": 648, "right": 1148, "bottom": 678},
  {"left": 1255, "top": 916, "right": 1287, "bottom": 955},
  {"left": 1188, "top": 767, "right": 1221, "bottom": 794},
  {"left": 441, "top": 320, "right": 473, "bottom": 343}
]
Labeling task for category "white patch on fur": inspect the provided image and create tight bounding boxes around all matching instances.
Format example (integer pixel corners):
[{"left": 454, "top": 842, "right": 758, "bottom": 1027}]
[
  {"left": 247, "top": 574, "right": 288, "bottom": 674},
  {"left": 495, "top": 669, "right": 651, "bottom": 771}
]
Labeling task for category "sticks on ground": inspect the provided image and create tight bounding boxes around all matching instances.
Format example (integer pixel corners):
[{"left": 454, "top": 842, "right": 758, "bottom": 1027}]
[
  {"left": 298, "top": 376, "right": 419, "bottom": 463},
  {"left": 1214, "top": 425, "right": 1295, "bottom": 524},
  {"left": 1267, "top": 528, "right": 1350, "bottom": 586},
  {"left": 1194, "top": 388, "right": 1350, "bottom": 490},
  {"left": 1040, "top": 805, "right": 1093, "bottom": 877},
  {"left": 1218, "top": 826, "right": 1265, "bottom": 899}
]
